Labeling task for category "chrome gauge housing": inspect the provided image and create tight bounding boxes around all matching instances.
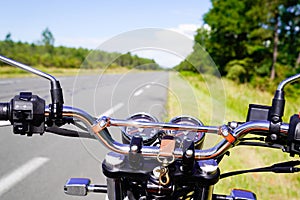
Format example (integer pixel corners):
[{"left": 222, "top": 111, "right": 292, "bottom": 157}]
[
  {"left": 121, "top": 112, "right": 159, "bottom": 145},
  {"left": 169, "top": 115, "right": 206, "bottom": 149}
]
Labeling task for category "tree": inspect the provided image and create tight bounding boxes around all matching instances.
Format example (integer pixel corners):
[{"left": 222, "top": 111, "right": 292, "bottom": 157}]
[
  {"left": 257, "top": 0, "right": 299, "bottom": 79},
  {"left": 278, "top": 1, "right": 300, "bottom": 70},
  {"left": 41, "top": 27, "right": 55, "bottom": 47},
  {"left": 181, "top": 0, "right": 299, "bottom": 85},
  {"left": 203, "top": 0, "right": 256, "bottom": 75},
  {"left": 0, "top": 37, "right": 160, "bottom": 70},
  {"left": 268, "top": 1, "right": 281, "bottom": 80},
  {"left": 5, "top": 33, "right": 12, "bottom": 42}
]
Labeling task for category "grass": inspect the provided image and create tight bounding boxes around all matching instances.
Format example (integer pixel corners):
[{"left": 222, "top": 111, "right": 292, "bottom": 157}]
[
  {"left": 0, "top": 65, "right": 134, "bottom": 78},
  {"left": 167, "top": 72, "right": 300, "bottom": 199},
  {"left": 2, "top": 66, "right": 299, "bottom": 198}
]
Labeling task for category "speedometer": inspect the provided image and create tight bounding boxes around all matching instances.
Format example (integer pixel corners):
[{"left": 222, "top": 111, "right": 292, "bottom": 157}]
[
  {"left": 121, "top": 113, "right": 159, "bottom": 145},
  {"left": 169, "top": 116, "right": 205, "bottom": 149}
]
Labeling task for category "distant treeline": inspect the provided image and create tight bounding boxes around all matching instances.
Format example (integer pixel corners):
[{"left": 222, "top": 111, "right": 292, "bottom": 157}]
[
  {"left": 0, "top": 29, "right": 160, "bottom": 70},
  {"left": 175, "top": 0, "right": 299, "bottom": 90}
]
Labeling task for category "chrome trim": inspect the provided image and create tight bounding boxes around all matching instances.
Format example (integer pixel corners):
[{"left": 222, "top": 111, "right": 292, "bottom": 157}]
[
  {"left": 50, "top": 106, "right": 289, "bottom": 160},
  {"left": 126, "top": 112, "right": 159, "bottom": 122},
  {"left": 47, "top": 106, "right": 132, "bottom": 154},
  {"left": 193, "top": 139, "right": 231, "bottom": 160},
  {"left": 121, "top": 112, "right": 160, "bottom": 143},
  {"left": 168, "top": 115, "right": 206, "bottom": 147},
  {"left": 281, "top": 123, "right": 289, "bottom": 135},
  {"left": 233, "top": 121, "right": 270, "bottom": 138},
  {"left": 277, "top": 73, "right": 300, "bottom": 90},
  {"left": 169, "top": 115, "right": 204, "bottom": 126},
  {"left": 46, "top": 105, "right": 95, "bottom": 124},
  {"left": 0, "top": 55, "right": 58, "bottom": 84},
  {"left": 233, "top": 120, "right": 289, "bottom": 140},
  {"left": 109, "top": 118, "right": 219, "bottom": 133}
]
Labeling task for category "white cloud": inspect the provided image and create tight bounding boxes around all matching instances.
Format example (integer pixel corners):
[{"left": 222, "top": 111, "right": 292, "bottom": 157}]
[
  {"left": 169, "top": 23, "right": 200, "bottom": 39},
  {"left": 133, "top": 49, "right": 184, "bottom": 68},
  {"left": 131, "top": 25, "right": 200, "bottom": 68}
]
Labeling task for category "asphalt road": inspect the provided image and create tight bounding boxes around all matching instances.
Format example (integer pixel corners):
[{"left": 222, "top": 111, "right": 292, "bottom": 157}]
[{"left": 0, "top": 71, "right": 169, "bottom": 199}]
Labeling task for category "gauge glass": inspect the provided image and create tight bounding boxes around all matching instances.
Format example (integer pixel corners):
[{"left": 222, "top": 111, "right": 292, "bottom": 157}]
[
  {"left": 123, "top": 113, "right": 158, "bottom": 142},
  {"left": 169, "top": 116, "right": 205, "bottom": 144}
]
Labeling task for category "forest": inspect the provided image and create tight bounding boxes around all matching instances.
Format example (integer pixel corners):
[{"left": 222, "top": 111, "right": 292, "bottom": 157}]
[
  {"left": 1, "top": 0, "right": 299, "bottom": 90},
  {"left": 0, "top": 28, "right": 160, "bottom": 70},
  {"left": 175, "top": 0, "right": 299, "bottom": 90}
]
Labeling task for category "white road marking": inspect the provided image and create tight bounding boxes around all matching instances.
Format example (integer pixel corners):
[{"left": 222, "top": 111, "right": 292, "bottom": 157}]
[
  {"left": 99, "top": 102, "right": 124, "bottom": 117},
  {"left": 0, "top": 157, "right": 49, "bottom": 196},
  {"left": 133, "top": 89, "right": 144, "bottom": 96}
]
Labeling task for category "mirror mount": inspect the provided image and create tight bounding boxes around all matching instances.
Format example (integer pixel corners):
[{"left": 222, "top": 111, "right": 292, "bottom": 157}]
[
  {"left": 0, "top": 55, "right": 64, "bottom": 124},
  {"left": 268, "top": 74, "right": 300, "bottom": 141},
  {"left": 270, "top": 73, "right": 300, "bottom": 124}
]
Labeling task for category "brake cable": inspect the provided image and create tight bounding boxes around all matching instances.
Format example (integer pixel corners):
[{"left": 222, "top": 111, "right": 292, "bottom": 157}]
[
  {"left": 220, "top": 160, "right": 300, "bottom": 179},
  {"left": 46, "top": 126, "right": 96, "bottom": 139}
]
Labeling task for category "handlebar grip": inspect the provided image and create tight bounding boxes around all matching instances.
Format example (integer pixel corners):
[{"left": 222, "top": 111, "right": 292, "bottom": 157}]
[{"left": 0, "top": 102, "right": 10, "bottom": 121}]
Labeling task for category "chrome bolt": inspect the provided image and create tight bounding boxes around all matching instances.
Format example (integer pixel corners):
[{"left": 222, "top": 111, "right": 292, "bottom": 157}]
[
  {"left": 220, "top": 125, "right": 229, "bottom": 136},
  {"left": 270, "top": 134, "right": 277, "bottom": 141},
  {"left": 186, "top": 149, "right": 193, "bottom": 157},
  {"left": 131, "top": 145, "right": 138, "bottom": 152},
  {"left": 229, "top": 121, "right": 238, "bottom": 129}
]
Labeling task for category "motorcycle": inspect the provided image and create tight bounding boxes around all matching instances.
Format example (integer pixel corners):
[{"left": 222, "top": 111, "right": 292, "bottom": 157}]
[{"left": 0, "top": 54, "right": 300, "bottom": 200}]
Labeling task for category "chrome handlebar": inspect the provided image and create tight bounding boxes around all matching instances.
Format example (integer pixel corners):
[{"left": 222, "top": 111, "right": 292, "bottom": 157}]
[{"left": 46, "top": 106, "right": 289, "bottom": 160}]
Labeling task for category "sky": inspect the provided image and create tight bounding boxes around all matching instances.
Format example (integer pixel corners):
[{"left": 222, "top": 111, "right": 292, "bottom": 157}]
[{"left": 0, "top": 0, "right": 211, "bottom": 68}]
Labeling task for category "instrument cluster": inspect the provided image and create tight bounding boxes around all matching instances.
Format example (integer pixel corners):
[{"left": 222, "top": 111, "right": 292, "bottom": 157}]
[{"left": 121, "top": 113, "right": 205, "bottom": 148}]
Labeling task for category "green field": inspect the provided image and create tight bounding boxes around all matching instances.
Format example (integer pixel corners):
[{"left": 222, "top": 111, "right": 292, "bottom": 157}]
[
  {"left": 0, "top": 65, "right": 134, "bottom": 78},
  {"left": 2, "top": 67, "right": 300, "bottom": 198},
  {"left": 167, "top": 72, "right": 300, "bottom": 200}
]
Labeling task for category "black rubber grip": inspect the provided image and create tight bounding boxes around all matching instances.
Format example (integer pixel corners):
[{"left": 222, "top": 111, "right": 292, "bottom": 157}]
[{"left": 0, "top": 103, "right": 10, "bottom": 120}]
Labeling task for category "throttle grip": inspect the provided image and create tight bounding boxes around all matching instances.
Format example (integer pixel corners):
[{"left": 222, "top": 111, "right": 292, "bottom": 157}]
[{"left": 287, "top": 114, "right": 300, "bottom": 156}]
